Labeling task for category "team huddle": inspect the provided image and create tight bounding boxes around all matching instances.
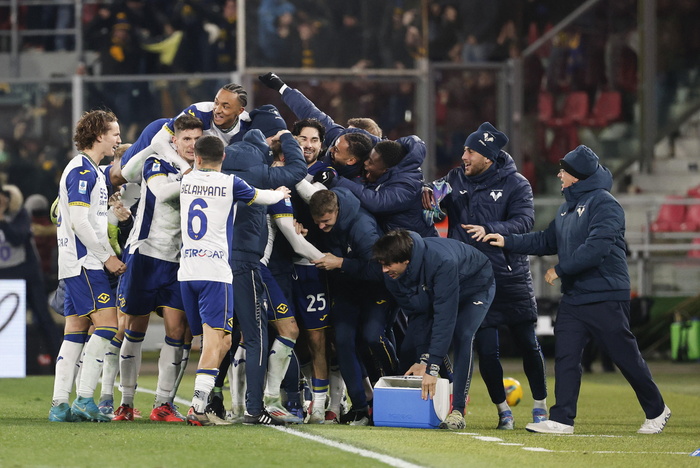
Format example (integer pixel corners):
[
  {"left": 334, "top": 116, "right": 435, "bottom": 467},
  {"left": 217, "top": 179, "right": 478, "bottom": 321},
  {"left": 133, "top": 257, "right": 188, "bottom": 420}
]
[{"left": 47, "top": 73, "right": 671, "bottom": 434}]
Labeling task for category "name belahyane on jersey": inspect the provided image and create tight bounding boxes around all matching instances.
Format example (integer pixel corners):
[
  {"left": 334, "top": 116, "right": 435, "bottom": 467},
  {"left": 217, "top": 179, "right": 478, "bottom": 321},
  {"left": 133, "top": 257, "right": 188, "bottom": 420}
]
[{"left": 180, "top": 183, "right": 228, "bottom": 197}]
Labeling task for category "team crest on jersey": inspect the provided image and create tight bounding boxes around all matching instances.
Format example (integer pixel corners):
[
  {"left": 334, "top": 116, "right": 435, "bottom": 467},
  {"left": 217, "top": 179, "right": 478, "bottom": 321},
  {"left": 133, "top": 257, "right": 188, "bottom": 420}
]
[
  {"left": 97, "top": 293, "right": 111, "bottom": 304},
  {"left": 276, "top": 304, "right": 289, "bottom": 315},
  {"left": 490, "top": 190, "right": 503, "bottom": 201},
  {"left": 576, "top": 205, "right": 586, "bottom": 217}
]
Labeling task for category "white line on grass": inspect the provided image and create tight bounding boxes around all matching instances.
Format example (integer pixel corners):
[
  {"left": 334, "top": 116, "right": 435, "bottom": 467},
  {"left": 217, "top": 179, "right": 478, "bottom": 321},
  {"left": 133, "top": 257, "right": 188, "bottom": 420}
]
[
  {"left": 139, "top": 388, "right": 426, "bottom": 468},
  {"left": 271, "top": 426, "right": 427, "bottom": 468},
  {"left": 454, "top": 432, "right": 689, "bottom": 456}
]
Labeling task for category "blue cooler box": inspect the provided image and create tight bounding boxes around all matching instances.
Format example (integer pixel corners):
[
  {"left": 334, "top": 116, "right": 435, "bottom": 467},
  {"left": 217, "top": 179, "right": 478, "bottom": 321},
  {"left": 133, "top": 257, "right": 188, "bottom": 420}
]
[{"left": 373, "top": 376, "right": 450, "bottom": 429}]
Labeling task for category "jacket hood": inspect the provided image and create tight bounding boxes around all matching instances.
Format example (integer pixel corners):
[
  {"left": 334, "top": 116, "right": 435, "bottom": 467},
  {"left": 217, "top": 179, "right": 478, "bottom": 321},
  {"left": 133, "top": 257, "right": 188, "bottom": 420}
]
[
  {"left": 333, "top": 187, "right": 361, "bottom": 232},
  {"left": 563, "top": 163, "right": 613, "bottom": 204}
]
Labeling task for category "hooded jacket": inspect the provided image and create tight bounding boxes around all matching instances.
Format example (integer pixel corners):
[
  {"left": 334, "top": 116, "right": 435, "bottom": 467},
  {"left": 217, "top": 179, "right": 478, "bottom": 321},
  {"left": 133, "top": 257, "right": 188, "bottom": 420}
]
[
  {"left": 438, "top": 150, "right": 536, "bottom": 325},
  {"left": 318, "top": 187, "right": 384, "bottom": 280},
  {"left": 383, "top": 231, "right": 493, "bottom": 367},
  {"left": 504, "top": 164, "right": 630, "bottom": 305},
  {"left": 221, "top": 130, "right": 307, "bottom": 262},
  {"left": 334, "top": 135, "right": 438, "bottom": 237}
]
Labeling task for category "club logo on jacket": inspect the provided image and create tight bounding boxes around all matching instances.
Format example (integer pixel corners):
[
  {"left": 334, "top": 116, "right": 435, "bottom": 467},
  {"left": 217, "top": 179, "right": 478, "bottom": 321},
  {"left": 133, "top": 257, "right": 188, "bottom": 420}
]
[
  {"left": 576, "top": 205, "right": 586, "bottom": 217},
  {"left": 490, "top": 190, "right": 503, "bottom": 201}
]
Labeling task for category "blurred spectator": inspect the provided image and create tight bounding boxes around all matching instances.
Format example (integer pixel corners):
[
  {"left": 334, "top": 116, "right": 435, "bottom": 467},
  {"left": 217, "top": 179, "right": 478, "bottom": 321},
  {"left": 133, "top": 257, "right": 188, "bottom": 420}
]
[
  {"left": 458, "top": 0, "right": 504, "bottom": 63},
  {"left": 257, "top": 0, "right": 297, "bottom": 66},
  {"left": 0, "top": 184, "right": 61, "bottom": 358},
  {"left": 428, "top": 2, "right": 462, "bottom": 62}
]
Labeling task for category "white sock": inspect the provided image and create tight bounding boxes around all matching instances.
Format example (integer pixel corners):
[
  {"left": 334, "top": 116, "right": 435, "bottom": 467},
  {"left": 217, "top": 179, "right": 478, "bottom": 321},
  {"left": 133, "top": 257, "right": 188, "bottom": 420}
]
[
  {"left": 119, "top": 338, "right": 143, "bottom": 406},
  {"left": 497, "top": 401, "right": 511, "bottom": 413},
  {"left": 99, "top": 341, "right": 120, "bottom": 401},
  {"left": 328, "top": 366, "right": 345, "bottom": 415},
  {"left": 77, "top": 334, "right": 111, "bottom": 399},
  {"left": 264, "top": 336, "right": 295, "bottom": 398},
  {"left": 533, "top": 399, "right": 547, "bottom": 410},
  {"left": 154, "top": 342, "right": 183, "bottom": 406},
  {"left": 52, "top": 340, "right": 84, "bottom": 405},
  {"left": 170, "top": 345, "right": 191, "bottom": 400},
  {"left": 192, "top": 372, "right": 216, "bottom": 413},
  {"left": 229, "top": 346, "right": 246, "bottom": 414},
  {"left": 313, "top": 391, "right": 327, "bottom": 413},
  {"left": 363, "top": 376, "right": 373, "bottom": 402}
]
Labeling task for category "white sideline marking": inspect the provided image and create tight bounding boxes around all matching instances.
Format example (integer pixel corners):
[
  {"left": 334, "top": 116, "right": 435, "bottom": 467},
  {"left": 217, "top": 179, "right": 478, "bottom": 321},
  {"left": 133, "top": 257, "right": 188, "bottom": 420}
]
[
  {"left": 271, "top": 426, "right": 427, "bottom": 468},
  {"left": 453, "top": 431, "right": 690, "bottom": 456},
  {"left": 139, "top": 388, "right": 426, "bottom": 468}
]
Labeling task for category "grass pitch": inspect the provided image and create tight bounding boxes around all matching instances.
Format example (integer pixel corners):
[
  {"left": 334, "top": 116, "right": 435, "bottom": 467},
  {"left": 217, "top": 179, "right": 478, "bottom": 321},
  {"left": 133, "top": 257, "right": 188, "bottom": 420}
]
[{"left": 1, "top": 358, "right": 698, "bottom": 468}]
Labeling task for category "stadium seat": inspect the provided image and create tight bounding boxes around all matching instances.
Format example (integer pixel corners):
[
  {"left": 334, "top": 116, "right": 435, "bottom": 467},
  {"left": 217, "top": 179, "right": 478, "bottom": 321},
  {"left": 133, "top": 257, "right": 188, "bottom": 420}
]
[
  {"left": 650, "top": 196, "right": 686, "bottom": 232},
  {"left": 542, "top": 91, "right": 589, "bottom": 164},
  {"left": 581, "top": 91, "right": 622, "bottom": 128},
  {"left": 687, "top": 185, "right": 700, "bottom": 199},
  {"left": 688, "top": 237, "right": 700, "bottom": 259},
  {"left": 680, "top": 203, "right": 700, "bottom": 231}
]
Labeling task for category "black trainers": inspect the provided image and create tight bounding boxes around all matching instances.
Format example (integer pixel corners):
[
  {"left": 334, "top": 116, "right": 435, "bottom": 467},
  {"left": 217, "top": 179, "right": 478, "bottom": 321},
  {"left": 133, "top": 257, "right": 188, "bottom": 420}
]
[
  {"left": 206, "top": 391, "right": 226, "bottom": 420},
  {"left": 342, "top": 408, "right": 370, "bottom": 426},
  {"left": 243, "top": 408, "right": 287, "bottom": 426}
]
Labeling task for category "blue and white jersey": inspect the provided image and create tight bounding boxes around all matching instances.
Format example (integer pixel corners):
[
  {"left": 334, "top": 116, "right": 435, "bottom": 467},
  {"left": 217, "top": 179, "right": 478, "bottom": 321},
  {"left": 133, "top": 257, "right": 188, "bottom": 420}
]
[
  {"left": 178, "top": 170, "right": 258, "bottom": 283},
  {"left": 164, "top": 102, "right": 251, "bottom": 145},
  {"left": 57, "top": 153, "right": 110, "bottom": 279},
  {"left": 126, "top": 155, "right": 183, "bottom": 262},
  {"left": 261, "top": 198, "right": 294, "bottom": 266}
]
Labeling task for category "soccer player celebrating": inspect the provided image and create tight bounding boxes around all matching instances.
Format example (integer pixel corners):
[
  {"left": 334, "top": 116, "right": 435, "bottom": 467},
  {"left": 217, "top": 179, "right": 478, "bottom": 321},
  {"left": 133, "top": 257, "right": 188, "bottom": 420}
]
[
  {"left": 49, "top": 110, "right": 126, "bottom": 422},
  {"left": 179, "top": 135, "right": 291, "bottom": 426}
]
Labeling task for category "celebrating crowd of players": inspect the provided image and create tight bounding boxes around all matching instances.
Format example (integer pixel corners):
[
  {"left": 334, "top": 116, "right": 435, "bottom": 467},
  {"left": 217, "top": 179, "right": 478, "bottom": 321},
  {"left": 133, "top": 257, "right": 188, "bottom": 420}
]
[{"left": 47, "top": 72, "right": 670, "bottom": 434}]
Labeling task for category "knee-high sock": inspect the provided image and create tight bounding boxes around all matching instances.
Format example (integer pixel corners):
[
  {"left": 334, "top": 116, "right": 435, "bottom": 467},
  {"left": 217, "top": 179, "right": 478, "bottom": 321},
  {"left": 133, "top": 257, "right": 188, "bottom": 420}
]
[
  {"left": 77, "top": 327, "right": 116, "bottom": 399},
  {"left": 282, "top": 351, "right": 300, "bottom": 404},
  {"left": 328, "top": 364, "right": 346, "bottom": 415},
  {"left": 228, "top": 345, "right": 246, "bottom": 414},
  {"left": 192, "top": 369, "right": 218, "bottom": 413},
  {"left": 100, "top": 337, "right": 122, "bottom": 401},
  {"left": 264, "top": 336, "right": 295, "bottom": 399},
  {"left": 155, "top": 336, "right": 184, "bottom": 406},
  {"left": 312, "top": 377, "right": 329, "bottom": 412},
  {"left": 170, "top": 342, "right": 191, "bottom": 400},
  {"left": 119, "top": 329, "right": 145, "bottom": 406},
  {"left": 52, "top": 333, "right": 87, "bottom": 405}
]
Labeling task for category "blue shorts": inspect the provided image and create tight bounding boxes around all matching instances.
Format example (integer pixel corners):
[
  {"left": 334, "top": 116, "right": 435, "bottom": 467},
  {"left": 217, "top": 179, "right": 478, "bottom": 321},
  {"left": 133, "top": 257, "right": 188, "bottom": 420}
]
[
  {"left": 292, "top": 264, "right": 330, "bottom": 330},
  {"left": 180, "top": 280, "right": 233, "bottom": 336},
  {"left": 261, "top": 264, "right": 294, "bottom": 322},
  {"left": 117, "top": 251, "right": 183, "bottom": 316},
  {"left": 63, "top": 269, "right": 116, "bottom": 318}
]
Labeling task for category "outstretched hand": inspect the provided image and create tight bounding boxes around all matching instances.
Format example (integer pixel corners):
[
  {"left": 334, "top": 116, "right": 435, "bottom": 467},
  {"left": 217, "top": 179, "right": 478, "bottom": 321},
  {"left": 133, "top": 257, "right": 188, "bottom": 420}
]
[
  {"left": 258, "top": 72, "right": 286, "bottom": 92},
  {"left": 483, "top": 233, "right": 505, "bottom": 247}
]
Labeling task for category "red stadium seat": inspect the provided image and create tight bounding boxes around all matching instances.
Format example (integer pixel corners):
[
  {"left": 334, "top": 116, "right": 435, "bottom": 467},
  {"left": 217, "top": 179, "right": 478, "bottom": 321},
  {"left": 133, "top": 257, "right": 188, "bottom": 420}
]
[
  {"left": 687, "top": 185, "right": 700, "bottom": 199},
  {"left": 650, "top": 196, "right": 686, "bottom": 232},
  {"left": 542, "top": 92, "right": 589, "bottom": 163},
  {"left": 581, "top": 91, "right": 622, "bottom": 128},
  {"left": 680, "top": 203, "right": 700, "bottom": 232},
  {"left": 688, "top": 238, "right": 700, "bottom": 259}
]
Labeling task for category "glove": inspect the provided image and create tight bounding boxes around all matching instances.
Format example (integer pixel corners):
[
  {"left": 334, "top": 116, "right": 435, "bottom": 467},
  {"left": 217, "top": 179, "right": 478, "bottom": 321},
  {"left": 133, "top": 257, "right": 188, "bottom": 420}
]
[
  {"left": 312, "top": 168, "right": 337, "bottom": 187},
  {"left": 258, "top": 72, "right": 286, "bottom": 92}
]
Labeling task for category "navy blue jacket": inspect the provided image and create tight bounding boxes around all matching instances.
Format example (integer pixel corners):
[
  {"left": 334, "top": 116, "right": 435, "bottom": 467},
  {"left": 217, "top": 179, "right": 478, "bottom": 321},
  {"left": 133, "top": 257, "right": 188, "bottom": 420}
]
[
  {"left": 383, "top": 231, "right": 493, "bottom": 367},
  {"left": 334, "top": 135, "right": 438, "bottom": 238},
  {"left": 435, "top": 151, "right": 536, "bottom": 326},
  {"left": 222, "top": 130, "right": 307, "bottom": 263},
  {"left": 318, "top": 187, "right": 384, "bottom": 280},
  {"left": 504, "top": 165, "right": 630, "bottom": 305},
  {"left": 282, "top": 86, "right": 380, "bottom": 181}
]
